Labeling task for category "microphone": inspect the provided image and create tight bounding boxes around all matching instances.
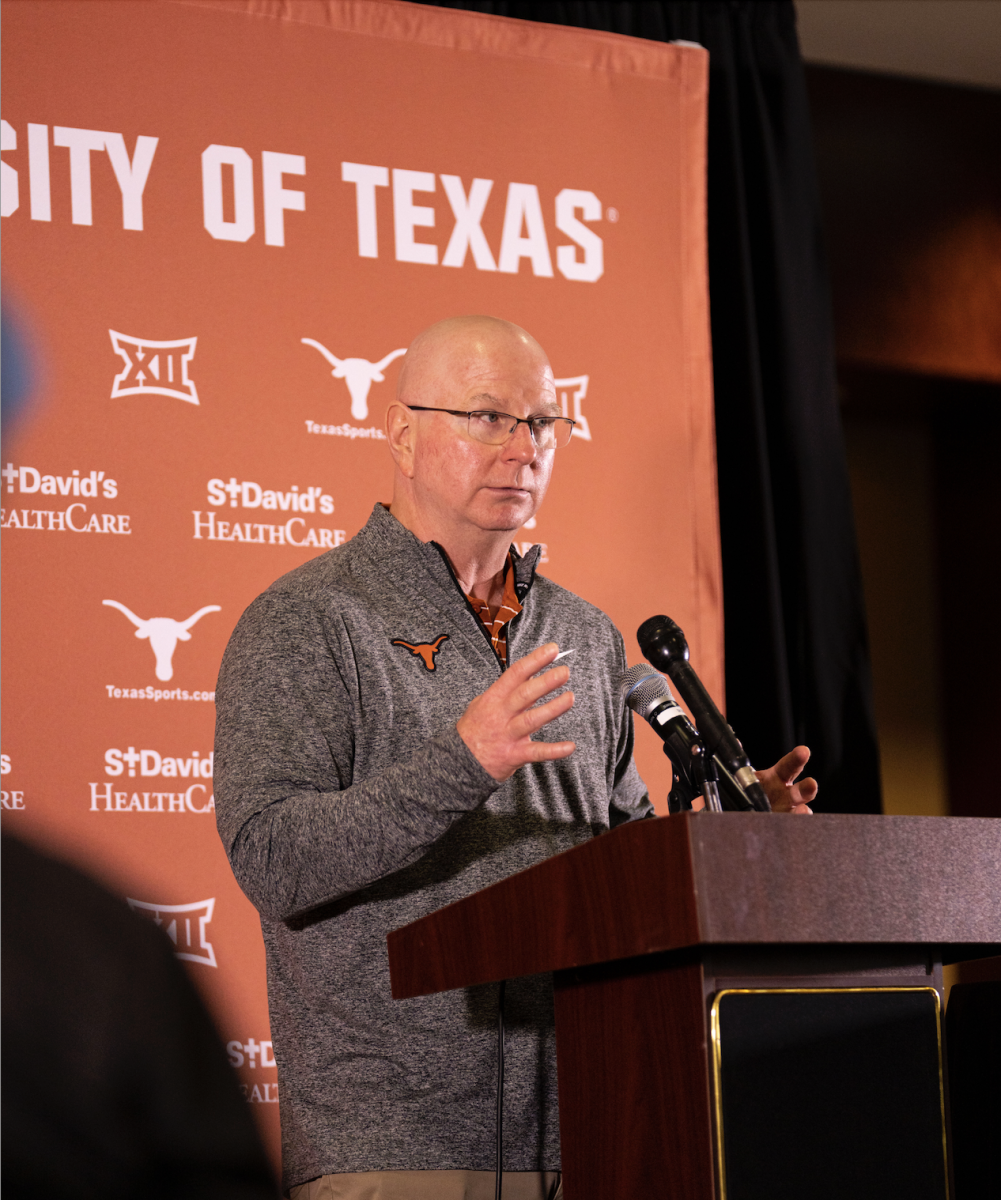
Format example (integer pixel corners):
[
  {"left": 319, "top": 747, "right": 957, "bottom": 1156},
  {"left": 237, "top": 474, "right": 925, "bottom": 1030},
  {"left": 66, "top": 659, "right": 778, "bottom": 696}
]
[
  {"left": 635, "top": 616, "right": 771, "bottom": 812},
  {"left": 619, "top": 665, "right": 702, "bottom": 808},
  {"left": 618, "top": 665, "right": 757, "bottom": 812}
]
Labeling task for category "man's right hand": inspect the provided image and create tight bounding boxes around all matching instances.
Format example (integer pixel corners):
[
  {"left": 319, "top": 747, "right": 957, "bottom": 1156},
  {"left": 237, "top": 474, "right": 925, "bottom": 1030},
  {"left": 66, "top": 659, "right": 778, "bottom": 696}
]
[{"left": 456, "top": 642, "right": 576, "bottom": 782}]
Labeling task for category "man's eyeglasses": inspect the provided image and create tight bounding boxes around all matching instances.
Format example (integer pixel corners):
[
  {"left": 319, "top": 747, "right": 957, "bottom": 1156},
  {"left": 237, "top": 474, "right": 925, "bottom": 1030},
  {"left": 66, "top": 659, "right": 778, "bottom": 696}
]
[{"left": 406, "top": 406, "right": 576, "bottom": 450}]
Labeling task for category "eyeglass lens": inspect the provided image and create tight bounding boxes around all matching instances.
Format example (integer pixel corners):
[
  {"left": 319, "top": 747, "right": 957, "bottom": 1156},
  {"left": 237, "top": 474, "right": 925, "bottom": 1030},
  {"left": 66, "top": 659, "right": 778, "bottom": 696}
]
[{"left": 467, "top": 411, "right": 574, "bottom": 449}]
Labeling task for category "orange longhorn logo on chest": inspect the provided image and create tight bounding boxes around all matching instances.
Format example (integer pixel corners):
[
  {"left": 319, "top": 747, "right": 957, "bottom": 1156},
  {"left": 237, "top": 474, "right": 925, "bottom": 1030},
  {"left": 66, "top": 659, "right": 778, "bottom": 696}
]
[{"left": 390, "top": 634, "right": 450, "bottom": 671}]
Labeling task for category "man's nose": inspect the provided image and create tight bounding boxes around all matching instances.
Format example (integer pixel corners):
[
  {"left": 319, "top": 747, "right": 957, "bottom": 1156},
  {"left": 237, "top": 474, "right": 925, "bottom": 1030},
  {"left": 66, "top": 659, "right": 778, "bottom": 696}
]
[{"left": 502, "top": 419, "right": 538, "bottom": 463}]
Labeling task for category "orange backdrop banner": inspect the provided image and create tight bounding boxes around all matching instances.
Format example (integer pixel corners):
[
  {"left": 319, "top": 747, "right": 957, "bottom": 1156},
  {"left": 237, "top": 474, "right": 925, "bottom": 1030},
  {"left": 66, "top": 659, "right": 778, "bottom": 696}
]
[{"left": 1, "top": 0, "right": 720, "bottom": 1158}]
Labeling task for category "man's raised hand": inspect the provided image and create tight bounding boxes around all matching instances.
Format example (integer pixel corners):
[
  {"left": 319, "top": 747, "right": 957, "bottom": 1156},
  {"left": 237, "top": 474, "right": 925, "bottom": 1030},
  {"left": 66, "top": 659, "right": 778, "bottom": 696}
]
[
  {"left": 755, "top": 745, "right": 817, "bottom": 814},
  {"left": 457, "top": 643, "right": 575, "bottom": 782}
]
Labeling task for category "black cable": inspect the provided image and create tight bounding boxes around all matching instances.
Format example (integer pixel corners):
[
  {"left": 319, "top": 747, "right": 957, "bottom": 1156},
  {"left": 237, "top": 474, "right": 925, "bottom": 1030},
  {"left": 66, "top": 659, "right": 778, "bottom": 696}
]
[{"left": 495, "top": 979, "right": 506, "bottom": 1200}]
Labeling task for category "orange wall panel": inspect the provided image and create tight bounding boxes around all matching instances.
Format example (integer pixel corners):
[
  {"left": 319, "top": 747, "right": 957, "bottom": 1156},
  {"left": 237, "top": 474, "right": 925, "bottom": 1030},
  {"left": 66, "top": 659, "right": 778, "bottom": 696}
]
[{"left": 1, "top": 0, "right": 720, "bottom": 1162}]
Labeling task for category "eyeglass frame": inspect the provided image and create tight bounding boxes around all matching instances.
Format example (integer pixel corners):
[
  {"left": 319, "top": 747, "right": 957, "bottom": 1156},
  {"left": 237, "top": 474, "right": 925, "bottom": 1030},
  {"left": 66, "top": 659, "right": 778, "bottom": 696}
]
[{"left": 404, "top": 404, "right": 576, "bottom": 449}]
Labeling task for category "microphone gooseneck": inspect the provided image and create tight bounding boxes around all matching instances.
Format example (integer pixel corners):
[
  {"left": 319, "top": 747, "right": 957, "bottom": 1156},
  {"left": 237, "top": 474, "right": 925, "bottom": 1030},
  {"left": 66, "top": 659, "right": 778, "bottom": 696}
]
[{"left": 635, "top": 616, "right": 772, "bottom": 812}]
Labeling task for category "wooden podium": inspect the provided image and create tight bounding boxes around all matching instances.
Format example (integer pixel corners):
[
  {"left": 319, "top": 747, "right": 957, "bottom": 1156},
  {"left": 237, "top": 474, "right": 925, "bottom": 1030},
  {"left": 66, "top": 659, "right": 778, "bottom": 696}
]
[{"left": 388, "top": 814, "right": 1001, "bottom": 1199}]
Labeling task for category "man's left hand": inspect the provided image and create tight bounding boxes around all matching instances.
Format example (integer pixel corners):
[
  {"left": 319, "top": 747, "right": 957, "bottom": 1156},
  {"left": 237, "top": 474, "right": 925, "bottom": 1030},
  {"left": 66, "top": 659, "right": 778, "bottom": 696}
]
[{"left": 755, "top": 746, "right": 817, "bottom": 814}]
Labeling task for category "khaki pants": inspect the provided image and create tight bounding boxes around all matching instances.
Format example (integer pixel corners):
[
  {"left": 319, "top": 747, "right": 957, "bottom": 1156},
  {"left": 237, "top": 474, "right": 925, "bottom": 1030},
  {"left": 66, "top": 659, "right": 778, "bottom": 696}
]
[{"left": 290, "top": 1170, "right": 562, "bottom": 1200}]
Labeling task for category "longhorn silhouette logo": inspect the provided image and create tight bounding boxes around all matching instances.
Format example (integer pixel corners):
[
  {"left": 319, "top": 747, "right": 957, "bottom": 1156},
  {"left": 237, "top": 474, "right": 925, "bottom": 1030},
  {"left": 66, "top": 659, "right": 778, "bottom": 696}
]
[
  {"left": 390, "top": 635, "right": 450, "bottom": 672},
  {"left": 103, "top": 600, "right": 221, "bottom": 681},
  {"left": 301, "top": 339, "right": 407, "bottom": 421}
]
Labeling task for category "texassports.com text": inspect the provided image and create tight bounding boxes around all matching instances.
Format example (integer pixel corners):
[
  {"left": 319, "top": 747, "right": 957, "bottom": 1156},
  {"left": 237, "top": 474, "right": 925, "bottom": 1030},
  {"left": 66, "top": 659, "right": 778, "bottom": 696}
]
[{"left": 105, "top": 685, "right": 215, "bottom": 702}]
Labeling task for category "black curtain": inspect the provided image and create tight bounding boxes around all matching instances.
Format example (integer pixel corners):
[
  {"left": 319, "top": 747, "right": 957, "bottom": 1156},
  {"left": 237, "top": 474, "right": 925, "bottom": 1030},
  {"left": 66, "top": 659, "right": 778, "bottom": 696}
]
[{"left": 411, "top": 0, "right": 881, "bottom": 813}]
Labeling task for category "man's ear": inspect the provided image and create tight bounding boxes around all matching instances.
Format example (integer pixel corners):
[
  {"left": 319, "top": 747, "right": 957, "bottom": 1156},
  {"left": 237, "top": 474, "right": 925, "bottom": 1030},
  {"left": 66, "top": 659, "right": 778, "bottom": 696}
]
[{"left": 386, "top": 401, "right": 416, "bottom": 479}]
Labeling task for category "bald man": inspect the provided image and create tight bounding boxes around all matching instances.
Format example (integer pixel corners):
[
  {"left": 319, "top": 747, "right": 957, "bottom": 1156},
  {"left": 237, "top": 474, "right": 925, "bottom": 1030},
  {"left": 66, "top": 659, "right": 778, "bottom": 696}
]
[{"left": 214, "top": 317, "right": 816, "bottom": 1200}]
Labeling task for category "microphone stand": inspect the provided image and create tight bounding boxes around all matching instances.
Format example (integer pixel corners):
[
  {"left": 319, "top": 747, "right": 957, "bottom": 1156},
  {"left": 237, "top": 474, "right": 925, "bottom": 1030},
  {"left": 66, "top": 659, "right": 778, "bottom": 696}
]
[
  {"left": 690, "top": 742, "right": 724, "bottom": 812},
  {"left": 664, "top": 734, "right": 724, "bottom": 813}
]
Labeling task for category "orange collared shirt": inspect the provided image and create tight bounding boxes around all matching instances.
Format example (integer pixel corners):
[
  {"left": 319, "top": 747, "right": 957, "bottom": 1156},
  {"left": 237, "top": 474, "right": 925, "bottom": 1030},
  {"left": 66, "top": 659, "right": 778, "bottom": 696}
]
[{"left": 465, "top": 554, "right": 522, "bottom": 666}]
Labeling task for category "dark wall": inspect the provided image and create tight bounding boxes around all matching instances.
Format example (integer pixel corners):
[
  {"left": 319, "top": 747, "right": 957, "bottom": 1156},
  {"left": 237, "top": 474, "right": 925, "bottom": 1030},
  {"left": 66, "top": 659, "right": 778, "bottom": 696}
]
[
  {"left": 806, "top": 66, "right": 1001, "bottom": 818},
  {"left": 806, "top": 66, "right": 1001, "bottom": 384},
  {"left": 934, "top": 380, "right": 1001, "bottom": 818}
]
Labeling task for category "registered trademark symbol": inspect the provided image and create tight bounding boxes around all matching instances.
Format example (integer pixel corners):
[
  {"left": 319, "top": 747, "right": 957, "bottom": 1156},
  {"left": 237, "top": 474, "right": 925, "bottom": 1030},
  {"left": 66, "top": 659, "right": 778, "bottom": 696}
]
[{"left": 606, "top": 207, "right": 619, "bottom": 222}]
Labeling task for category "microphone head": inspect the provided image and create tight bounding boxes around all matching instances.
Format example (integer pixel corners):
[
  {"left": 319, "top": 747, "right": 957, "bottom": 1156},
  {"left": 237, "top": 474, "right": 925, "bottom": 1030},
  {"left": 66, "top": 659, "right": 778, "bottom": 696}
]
[
  {"left": 637, "top": 615, "right": 690, "bottom": 673},
  {"left": 618, "top": 664, "right": 680, "bottom": 721}
]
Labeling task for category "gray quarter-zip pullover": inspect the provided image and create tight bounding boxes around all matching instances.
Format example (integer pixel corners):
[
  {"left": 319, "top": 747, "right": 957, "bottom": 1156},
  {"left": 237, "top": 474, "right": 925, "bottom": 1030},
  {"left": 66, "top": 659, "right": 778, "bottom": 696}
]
[{"left": 214, "top": 503, "right": 651, "bottom": 1193}]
